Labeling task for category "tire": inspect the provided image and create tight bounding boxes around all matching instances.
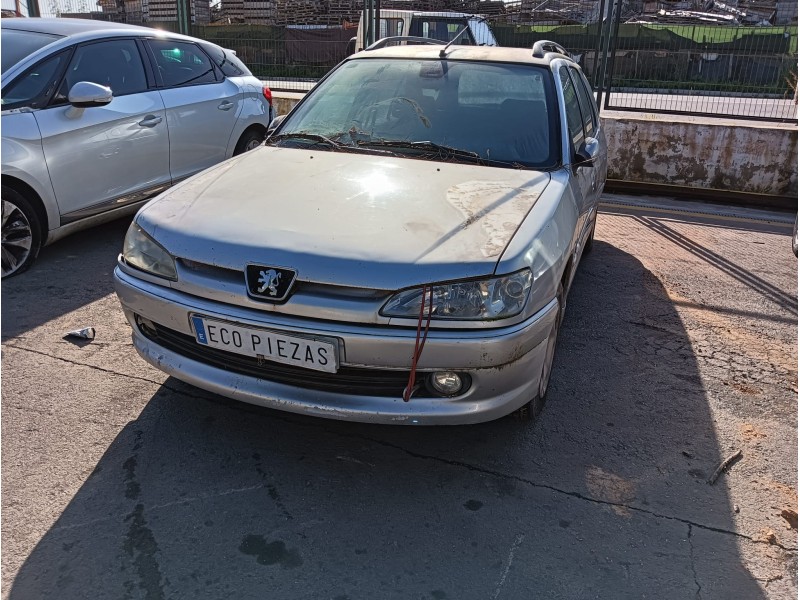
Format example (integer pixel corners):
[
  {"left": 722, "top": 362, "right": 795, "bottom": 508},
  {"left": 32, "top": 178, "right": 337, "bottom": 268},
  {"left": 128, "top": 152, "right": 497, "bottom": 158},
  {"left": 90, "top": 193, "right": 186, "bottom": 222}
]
[
  {"left": 582, "top": 218, "right": 596, "bottom": 255},
  {"left": 2, "top": 185, "right": 42, "bottom": 279},
  {"left": 513, "top": 283, "right": 565, "bottom": 422},
  {"left": 233, "top": 128, "right": 265, "bottom": 156}
]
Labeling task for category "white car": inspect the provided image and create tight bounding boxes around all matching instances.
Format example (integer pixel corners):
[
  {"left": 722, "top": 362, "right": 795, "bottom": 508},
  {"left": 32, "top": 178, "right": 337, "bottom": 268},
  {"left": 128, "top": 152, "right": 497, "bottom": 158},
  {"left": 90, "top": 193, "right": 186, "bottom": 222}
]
[{"left": 2, "top": 18, "right": 274, "bottom": 277}]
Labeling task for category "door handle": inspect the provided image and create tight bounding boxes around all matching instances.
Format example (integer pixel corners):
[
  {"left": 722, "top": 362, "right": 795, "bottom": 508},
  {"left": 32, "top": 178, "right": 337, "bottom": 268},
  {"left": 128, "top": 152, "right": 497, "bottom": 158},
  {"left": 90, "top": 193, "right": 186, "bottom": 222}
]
[
  {"left": 218, "top": 101, "right": 234, "bottom": 111},
  {"left": 138, "top": 115, "right": 163, "bottom": 127}
]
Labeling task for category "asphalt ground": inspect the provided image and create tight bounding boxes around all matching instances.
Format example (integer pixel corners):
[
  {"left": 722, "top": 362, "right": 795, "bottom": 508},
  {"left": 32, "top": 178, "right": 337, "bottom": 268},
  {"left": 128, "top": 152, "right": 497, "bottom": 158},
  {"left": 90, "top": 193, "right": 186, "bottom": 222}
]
[{"left": 2, "top": 194, "right": 797, "bottom": 599}]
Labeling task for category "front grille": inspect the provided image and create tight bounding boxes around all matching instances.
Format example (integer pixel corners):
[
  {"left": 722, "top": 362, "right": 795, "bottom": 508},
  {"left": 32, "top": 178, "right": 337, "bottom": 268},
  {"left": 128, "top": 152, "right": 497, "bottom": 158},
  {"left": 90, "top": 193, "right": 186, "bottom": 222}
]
[{"left": 140, "top": 321, "right": 435, "bottom": 398}]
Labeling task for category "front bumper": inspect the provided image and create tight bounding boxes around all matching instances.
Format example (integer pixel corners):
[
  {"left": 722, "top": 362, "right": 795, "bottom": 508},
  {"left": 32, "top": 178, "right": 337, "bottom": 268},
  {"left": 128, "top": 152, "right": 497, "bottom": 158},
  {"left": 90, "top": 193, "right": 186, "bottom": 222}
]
[{"left": 114, "top": 266, "right": 558, "bottom": 425}]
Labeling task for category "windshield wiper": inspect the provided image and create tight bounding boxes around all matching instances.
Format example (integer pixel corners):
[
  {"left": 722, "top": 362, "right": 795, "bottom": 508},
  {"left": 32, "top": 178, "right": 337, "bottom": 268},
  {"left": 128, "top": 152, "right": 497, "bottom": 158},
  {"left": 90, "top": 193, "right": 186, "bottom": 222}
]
[
  {"left": 355, "top": 140, "right": 488, "bottom": 165},
  {"left": 269, "top": 132, "right": 396, "bottom": 155},
  {"left": 269, "top": 132, "right": 345, "bottom": 149}
]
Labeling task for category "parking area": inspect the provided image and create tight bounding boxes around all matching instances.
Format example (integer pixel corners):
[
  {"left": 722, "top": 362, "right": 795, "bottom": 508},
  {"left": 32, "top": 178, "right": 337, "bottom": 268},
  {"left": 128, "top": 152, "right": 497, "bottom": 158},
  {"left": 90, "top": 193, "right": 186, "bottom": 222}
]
[{"left": 2, "top": 194, "right": 797, "bottom": 599}]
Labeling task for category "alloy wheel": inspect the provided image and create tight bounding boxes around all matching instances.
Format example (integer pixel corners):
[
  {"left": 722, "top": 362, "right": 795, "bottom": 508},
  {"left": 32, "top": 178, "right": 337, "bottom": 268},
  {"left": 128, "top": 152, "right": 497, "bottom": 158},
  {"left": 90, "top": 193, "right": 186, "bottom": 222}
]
[
  {"left": 2, "top": 199, "right": 34, "bottom": 278},
  {"left": 244, "top": 138, "right": 262, "bottom": 152}
]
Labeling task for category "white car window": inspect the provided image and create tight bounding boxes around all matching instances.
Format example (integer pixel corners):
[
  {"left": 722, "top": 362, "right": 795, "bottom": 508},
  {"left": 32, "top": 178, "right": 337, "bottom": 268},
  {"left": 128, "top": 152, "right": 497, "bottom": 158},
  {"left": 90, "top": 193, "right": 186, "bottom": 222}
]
[
  {"left": 56, "top": 39, "right": 148, "bottom": 103},
  {"left": 149, "top": 40, "right": 217, "bottom": 88},
  {"left": 2, "top": 51, "right": 66, "bottom": 109}
]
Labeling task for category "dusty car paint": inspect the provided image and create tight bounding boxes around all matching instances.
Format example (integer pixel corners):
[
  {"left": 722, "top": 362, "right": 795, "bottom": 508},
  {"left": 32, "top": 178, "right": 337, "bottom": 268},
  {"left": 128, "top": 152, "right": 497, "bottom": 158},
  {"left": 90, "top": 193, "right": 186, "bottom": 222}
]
[{"left": 136, "top": 148, "right": 551, "bottom": 290}]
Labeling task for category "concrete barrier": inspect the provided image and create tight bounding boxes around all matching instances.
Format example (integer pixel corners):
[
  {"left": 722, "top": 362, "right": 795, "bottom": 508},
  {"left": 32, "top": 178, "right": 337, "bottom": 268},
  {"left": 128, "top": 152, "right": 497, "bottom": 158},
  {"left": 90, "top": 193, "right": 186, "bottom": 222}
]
[
  {"left": 271, "top": 92, "right": 798, "bottom": 205},
  {"left": 603, "top": 112, "right": 797, "bottom": 204}
]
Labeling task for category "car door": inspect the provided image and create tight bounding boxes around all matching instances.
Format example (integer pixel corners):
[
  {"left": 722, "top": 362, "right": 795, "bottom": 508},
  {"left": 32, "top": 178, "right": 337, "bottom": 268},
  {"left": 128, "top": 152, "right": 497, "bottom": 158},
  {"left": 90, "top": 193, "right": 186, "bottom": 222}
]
[
  {"left": 146, "top": 39, "right": 242, "bottom": 182},
  {"left": 34, "top": 38, "right": 170, "bottom": 223}
]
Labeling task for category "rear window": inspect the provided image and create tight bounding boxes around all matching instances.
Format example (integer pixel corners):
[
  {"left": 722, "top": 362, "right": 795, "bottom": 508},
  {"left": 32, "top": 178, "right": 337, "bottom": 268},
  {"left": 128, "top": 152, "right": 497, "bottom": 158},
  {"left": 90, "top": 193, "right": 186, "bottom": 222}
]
[{"left": 1, "top": 29, "right": 63, "bottom": 73}]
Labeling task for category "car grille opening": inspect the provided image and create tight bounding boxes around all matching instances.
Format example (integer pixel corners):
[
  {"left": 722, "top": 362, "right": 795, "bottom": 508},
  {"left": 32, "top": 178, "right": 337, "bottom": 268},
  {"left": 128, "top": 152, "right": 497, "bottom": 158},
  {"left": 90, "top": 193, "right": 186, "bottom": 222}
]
[{"left": 136, "top": 319, "right": 471, "bottom": 398}]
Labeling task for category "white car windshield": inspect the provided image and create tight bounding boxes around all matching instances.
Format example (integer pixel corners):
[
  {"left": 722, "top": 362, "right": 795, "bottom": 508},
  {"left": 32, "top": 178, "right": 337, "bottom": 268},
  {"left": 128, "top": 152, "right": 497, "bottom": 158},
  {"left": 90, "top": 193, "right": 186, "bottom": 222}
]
[{"left": 275, "top": 58, "right": 560, "bottom": 169}]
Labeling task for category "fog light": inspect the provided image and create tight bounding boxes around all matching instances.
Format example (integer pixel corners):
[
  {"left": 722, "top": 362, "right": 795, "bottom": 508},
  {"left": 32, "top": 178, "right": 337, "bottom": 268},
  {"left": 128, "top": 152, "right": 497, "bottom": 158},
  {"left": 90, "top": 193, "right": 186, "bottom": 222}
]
[
  {"left": 429, "top": 371, "right": 463, "bottom": 396},
  {"left": 135, "top": 314, "right": 156, "bottom": 337}
]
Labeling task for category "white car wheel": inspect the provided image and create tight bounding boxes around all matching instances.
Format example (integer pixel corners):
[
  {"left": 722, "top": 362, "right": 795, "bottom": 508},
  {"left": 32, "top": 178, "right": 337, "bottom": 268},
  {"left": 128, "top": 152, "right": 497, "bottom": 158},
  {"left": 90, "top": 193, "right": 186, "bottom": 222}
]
[{"left": 2, "top": 190, "right": 40, "bottom": 278}]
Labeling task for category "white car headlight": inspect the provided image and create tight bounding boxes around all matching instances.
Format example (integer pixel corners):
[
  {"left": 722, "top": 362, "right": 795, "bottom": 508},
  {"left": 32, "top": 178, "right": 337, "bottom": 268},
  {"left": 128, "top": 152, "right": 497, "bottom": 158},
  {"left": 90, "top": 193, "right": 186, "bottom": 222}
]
[
  {"left": 122, "top": 222, "right": 177, "bottom": 281},
  {"left": 381, "top": 270, "right": 532, "bottom": 321}
]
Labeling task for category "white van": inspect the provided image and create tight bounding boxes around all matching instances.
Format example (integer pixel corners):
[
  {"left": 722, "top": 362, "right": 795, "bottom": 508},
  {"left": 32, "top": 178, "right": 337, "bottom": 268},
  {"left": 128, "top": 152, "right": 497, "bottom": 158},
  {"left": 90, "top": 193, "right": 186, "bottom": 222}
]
[{"left": 353, "top": 10, "right": 498, "bottom": 52}]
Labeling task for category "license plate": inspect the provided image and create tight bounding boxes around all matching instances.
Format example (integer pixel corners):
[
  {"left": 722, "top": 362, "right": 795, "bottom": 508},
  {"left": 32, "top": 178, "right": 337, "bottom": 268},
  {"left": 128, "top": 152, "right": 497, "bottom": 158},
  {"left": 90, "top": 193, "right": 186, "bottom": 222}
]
[{"left": 190, "top": 315, "right": 338, "bottom": 373}]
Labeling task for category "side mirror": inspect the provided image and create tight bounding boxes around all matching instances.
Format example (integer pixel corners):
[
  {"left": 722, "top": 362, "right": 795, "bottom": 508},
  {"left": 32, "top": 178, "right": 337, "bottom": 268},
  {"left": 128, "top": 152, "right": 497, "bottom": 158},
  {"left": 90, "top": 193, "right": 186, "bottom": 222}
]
[
  {"left": 68, "top": 81, "right": 113, "bottom": 108},
  {"left": 266, "top": 115, "right": 286, "bottom": 136},
  {"left": 574, "top": 136, "right": 600, "bottom": 166}
]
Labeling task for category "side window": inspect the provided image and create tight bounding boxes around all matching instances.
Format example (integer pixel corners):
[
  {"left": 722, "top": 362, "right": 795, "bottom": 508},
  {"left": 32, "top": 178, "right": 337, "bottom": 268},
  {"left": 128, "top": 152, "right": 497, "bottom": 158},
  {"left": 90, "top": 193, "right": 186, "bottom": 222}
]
[
  {"left": 1, "top": 51, "right": 67, "bottom": 110},
  {"left": 200, "top": 43, "right": 250, "bottom": 78},
  {"left": 419, "top": 20, "right": 473, "bottom": 44},
  {"left": 579, "top": 73, "right": 600, "bottom": 127},
  {"left": 570, "top": 67, "right": 595, "bottom": 137},
  {"left": 148, "top": 40, "right": 217, "bottom": 88},
  {"left": 57, "top": 39, "right": 147, "bottom": 102},
  {"left": 380, "top": 18, "right": 403, "bottom": 38},
  {"left": 559, "top": 66, "right": 585, "bottom": 153}
]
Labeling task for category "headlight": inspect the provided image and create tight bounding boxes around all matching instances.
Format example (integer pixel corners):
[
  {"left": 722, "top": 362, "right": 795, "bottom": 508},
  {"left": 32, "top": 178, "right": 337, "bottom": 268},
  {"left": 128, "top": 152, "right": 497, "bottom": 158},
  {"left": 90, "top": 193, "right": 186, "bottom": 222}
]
[
  {"left": 381, "top": 270, "right": 532, "bottom": 321},
  {"left": 122, "top": 222, "right": 177, "bottom": 281}
]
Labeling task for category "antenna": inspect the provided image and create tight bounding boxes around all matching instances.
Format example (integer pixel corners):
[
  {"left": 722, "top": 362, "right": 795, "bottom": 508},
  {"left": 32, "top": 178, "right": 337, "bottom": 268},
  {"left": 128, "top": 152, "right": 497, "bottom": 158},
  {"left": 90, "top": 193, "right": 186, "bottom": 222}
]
[{"left": 439, "top": 24, "right": 470, "bottom": 57}]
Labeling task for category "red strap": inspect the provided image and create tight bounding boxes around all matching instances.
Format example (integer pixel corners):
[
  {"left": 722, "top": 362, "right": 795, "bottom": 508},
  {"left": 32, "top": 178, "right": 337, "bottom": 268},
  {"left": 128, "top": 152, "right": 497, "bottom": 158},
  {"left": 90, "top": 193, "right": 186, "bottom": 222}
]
[{"left": 403, "top": 285, "right": 433, "bottom": 402}]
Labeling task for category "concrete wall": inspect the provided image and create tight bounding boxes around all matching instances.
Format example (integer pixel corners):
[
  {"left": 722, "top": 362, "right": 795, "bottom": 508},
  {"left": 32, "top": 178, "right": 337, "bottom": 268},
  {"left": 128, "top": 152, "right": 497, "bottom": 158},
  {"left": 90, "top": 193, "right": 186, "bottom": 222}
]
[
  {"left": 603, "top": 114, "right": 798, "bottom": 199},
  {"left": 271, "top": 92, "right": 798, "bottom": 201}
]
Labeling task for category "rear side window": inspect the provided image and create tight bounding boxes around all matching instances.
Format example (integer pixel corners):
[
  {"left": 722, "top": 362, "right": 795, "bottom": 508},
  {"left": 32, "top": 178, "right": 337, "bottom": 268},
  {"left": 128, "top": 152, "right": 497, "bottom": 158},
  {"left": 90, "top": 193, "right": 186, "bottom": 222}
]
[
  {"left": 559, "top": 66, "right": 585, "bottom": 152},
  {"left": 200, "top": 43, "right": 251, "bottom": 77},
  {"left": 569, "top": 67, "right": 595, "bottom": 137},
  {"left": 149, "top": 40, "right": 218, "bottom": 87},
  {"left": 58, "top": 39, "right": 147, "bottom": 101}
]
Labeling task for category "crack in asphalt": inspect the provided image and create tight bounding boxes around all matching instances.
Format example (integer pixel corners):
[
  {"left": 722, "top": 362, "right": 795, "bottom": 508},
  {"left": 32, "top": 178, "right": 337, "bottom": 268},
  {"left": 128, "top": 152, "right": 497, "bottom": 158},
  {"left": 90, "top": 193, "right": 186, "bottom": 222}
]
[
  {"left": 688, "top": 524, "right": 703, "bottom": 600},
  {"left": 3, "top": 343, "right": 169, "bottom": 389},
  {"left": 7, "top": 341, "right": 799, "bottom": 555}
]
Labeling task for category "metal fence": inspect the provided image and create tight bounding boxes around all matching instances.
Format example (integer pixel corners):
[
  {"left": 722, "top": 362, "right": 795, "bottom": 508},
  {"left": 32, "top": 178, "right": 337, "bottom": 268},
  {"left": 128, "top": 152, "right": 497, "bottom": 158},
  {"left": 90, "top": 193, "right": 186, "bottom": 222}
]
[{"left": 15, "top": 0, "right": 799, "bottom": 121}]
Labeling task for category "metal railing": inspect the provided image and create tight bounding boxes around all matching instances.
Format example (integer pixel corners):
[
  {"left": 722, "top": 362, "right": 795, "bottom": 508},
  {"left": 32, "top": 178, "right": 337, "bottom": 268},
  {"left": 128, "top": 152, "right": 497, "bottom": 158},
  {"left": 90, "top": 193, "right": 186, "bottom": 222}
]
[{"left": 20, "top": 1, "right": 799, "bottom": 121}]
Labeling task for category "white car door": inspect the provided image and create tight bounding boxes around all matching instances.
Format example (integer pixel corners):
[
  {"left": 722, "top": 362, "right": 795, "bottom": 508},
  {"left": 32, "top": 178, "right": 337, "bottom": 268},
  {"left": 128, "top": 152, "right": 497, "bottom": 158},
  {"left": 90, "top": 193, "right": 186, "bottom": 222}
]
[
  {"left": 146, "top": 39, "right": 241, "bottom": 182},
  {"left": 34, "top": 38, "right": 170, "bottom": 223}
]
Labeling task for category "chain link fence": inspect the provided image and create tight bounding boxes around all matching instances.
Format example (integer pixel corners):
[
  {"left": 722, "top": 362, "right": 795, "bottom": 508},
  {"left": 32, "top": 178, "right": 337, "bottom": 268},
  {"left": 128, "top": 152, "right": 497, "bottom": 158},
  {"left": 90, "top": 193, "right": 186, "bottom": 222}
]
[{"left": 10, "top": 0, "right": 798, "bottom": 121}]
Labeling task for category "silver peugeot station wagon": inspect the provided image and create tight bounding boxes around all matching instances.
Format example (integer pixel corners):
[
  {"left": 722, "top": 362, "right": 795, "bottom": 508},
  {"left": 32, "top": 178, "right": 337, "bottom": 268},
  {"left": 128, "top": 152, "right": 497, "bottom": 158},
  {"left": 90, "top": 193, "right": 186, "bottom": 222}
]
[{"left": 114, "top": 39, "right": 607, "bottom": 425}]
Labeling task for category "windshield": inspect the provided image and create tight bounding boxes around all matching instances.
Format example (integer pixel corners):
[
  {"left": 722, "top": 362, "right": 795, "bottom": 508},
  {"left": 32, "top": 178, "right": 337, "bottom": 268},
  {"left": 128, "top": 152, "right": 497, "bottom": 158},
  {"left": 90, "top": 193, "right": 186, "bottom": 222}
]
[
  {"left": 1, "top": 29, "right": 63, "bottom": 73},
  {"left": 275, "top": 58, "right": 559, "bottom": 169}
]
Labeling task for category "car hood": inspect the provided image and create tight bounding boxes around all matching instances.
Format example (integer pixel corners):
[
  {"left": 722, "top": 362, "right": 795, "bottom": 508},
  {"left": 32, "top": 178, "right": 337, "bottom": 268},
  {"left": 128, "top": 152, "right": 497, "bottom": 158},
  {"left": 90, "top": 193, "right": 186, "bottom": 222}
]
[{"left": 139, "top": 147, "right": 550, "bottom": 290}]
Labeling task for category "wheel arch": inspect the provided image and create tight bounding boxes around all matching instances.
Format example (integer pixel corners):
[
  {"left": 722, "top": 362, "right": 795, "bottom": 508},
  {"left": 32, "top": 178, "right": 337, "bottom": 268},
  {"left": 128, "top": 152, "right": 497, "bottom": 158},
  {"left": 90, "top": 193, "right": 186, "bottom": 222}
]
[{"left": 233, "top": 123, "right": 267, "bottom": 156}]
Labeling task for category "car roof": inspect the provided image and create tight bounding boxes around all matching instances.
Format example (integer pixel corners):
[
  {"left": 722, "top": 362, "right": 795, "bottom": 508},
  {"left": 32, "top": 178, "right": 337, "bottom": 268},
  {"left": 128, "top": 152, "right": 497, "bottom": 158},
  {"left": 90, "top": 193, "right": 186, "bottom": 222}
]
[
  {"left": 1, "top": 17, "right": 156, "bottom": 37},
  {"left": 352, "top": 44, "right": 565, "bottom": 67}
]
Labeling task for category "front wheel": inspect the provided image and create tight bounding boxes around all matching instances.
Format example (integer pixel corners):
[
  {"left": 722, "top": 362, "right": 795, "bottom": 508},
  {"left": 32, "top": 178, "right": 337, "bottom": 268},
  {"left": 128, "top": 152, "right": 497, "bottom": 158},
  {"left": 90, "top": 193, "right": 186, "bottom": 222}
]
[
  {"left": 2, "top": 186, "right": 41, "bottom": 278},
  {"left": 513, "top": 283, "right": 564, "bottom": 422}
]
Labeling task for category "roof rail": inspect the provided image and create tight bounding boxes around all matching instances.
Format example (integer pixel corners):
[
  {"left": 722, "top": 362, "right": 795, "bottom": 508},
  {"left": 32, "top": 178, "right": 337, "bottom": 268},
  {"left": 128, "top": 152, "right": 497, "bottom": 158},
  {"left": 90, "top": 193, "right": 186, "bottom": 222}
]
[
  {"left": 365, "top": 36, "right": 444, "bottom": 51},
  {"left": 532, "top": 40, "right": 571, "bottom": 59}
]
